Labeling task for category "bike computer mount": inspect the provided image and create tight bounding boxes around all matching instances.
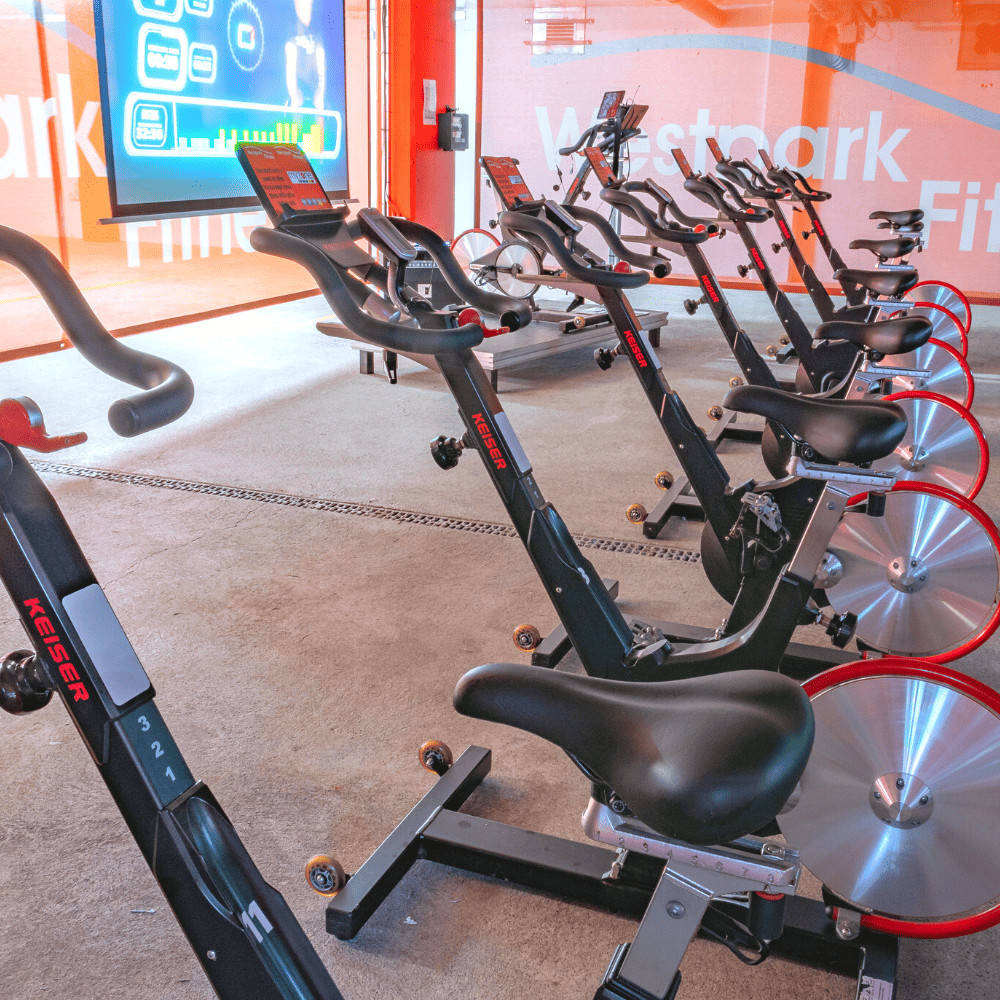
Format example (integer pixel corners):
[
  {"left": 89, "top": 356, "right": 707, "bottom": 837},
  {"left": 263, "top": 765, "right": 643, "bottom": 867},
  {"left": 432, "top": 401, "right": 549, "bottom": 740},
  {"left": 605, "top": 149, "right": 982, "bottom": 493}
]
[{"left": 598, "top": 90, "right": 625, "bottom": 119}]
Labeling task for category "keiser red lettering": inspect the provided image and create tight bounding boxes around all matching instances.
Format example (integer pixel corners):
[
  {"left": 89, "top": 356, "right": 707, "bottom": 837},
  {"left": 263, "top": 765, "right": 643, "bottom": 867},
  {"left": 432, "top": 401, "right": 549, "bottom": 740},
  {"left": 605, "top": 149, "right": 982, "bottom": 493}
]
[
  {"left": 623, "top": 330, "right": 648, "bottom": 368},
  {"left": 750, "top": 248, "right": 765, "bottom": 270},
  {"left": 22, "top": 597, "right": 89, "bottom": 701},
  {"left": 700, "top": 274, "right": 720, "bottom": 303},
  {"left": 814, "top": 220, "right": 825, "bottom": 237},
  {"left": 471, "top": 413, "right": 508, "bottom": 470},
  {"left": 778, "top": 219, "right": 791, "bottom": 240}
]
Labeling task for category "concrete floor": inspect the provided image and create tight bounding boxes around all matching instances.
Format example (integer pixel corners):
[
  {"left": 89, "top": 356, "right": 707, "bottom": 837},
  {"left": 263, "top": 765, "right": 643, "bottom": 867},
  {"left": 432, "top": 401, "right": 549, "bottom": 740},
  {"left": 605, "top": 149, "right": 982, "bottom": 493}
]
[{"left": 1, "top": 283, "right": 999, "bottom": 1000}]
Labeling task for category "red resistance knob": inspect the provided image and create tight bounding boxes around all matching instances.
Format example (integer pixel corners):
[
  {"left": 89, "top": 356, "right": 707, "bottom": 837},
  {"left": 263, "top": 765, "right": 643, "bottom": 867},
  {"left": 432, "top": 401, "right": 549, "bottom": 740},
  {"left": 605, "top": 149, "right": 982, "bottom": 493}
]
[
  {"left": 613, "top": 261, "right": 632, "bottom": 273},
  {"left": 457, "top": 308, "right": 509, "bottom": 339},
  {"left": 0, "top": 397, "right": 87, "bottom": 453}
]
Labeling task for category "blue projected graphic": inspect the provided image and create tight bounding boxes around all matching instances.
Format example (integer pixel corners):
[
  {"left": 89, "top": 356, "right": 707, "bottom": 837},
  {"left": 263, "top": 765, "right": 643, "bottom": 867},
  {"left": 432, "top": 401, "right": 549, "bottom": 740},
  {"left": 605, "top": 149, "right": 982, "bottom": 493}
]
[{"left": 95, "top": 0, "right": 348, "bottom": 214}]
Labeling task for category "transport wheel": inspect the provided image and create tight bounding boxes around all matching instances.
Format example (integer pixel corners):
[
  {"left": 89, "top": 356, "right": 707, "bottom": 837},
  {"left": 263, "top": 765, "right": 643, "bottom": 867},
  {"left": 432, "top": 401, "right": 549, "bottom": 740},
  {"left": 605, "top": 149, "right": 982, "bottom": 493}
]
[
  {"left": 419, "top": 739, "right": 454, "bottom": 774},
  {"left": 451, "top": 228, "right": 500, "bottom": 281},
  {"left": 908, "top": 279, "right": 972, "bottom": 335},
  {"left": 654, "top": 471, "right": 674, "bottom": 491},
  {"left": 494, "top": 241, "right": 542, "bottom": 298},
  {"left": 872, "top": 392, "right": 988, "bottom": 499},
  {"left": 882, "top": 337, "right": 974, "bottom": 411},
  {"left": 729, "top": 376, "right": 744, "bottom": 388},
  {"left": 305, "top": 855, "right": 347, "bottom": 897},
  {"left": 779, "top": 658, "right": 1000, "bottom": 937},
  {"left": 823, "top": 482, "right": 1000, "bottom": 661},
  {"left": 707, "top": 405, "right": 724, "bottom": 420},
  {"left": 626, "top": 503, "right": 648, "bottom": 524},
  {"left": 512, "top": 624, "right": 542, "bottom": 651}
]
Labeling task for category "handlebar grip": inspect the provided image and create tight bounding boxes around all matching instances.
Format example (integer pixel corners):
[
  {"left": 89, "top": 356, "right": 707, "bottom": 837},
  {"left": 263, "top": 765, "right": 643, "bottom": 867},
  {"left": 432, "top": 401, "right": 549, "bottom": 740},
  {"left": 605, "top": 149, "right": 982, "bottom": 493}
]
[
  {"left": 0, "top": 225, "right": 193, "bottom": 437},
  {"left": 564, "top": 204, "right": 671, "bottom": 278},
  {"left": 250, "top": 227, "right": 484, "bottom": 355},
  {"left": 389, "top": 217, "right": 532, "bottom": 331},
  {"left": 558, "top": 124, "right": 601, "bottom": 157},
  {"left": 498, "top": 212, "right": 648, "bottom": 290},
  {"left": 602, "top": 189, "right": 711, "bottom": 247}
]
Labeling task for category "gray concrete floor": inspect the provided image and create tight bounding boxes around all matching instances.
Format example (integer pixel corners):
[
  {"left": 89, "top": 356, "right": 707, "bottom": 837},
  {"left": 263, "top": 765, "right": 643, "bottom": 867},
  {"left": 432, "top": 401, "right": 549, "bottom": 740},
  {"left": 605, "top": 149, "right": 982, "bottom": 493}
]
[{"left": 1, "top": 285, "right": 1000, "bottom": 1000}]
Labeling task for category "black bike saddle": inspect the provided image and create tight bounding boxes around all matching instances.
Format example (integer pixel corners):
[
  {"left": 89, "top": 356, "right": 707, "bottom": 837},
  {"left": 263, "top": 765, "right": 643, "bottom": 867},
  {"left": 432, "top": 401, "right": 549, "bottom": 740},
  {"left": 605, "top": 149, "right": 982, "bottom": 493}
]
[
  {"left": 848, "top": 237, "right": 917, "bottom": 259},
  {"left": 453, "top": 664, "right": 813, "bottom": 846},
  {"left": 723, "top": 384, "right": 907, "bottom": 465},
  {"left": 870, "top": 208, "right": 924, "bottom": 226},
  {"left": 834, "top": 267, "right": 919, "bottom": 298},
  {"left": 814, "top": 314, "right": 932, "bottom": 355}
]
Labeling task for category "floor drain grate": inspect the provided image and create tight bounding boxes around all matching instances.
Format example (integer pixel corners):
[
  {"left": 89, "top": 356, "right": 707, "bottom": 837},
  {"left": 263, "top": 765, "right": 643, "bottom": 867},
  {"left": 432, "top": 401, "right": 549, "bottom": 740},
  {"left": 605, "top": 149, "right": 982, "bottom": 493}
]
[{"left": 31, "top": 461, "right": 701, "bottom": 565}]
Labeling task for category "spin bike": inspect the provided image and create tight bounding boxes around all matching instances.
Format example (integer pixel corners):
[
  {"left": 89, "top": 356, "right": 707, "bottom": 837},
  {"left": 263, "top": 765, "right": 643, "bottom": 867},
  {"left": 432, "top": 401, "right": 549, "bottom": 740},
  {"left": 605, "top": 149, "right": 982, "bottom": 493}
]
[
  {"left": 675, "top": 145, "right": 975, "bottom": 412},
  {"left": 714, "top": 143, "right": 970, "bottom": 360},
  {"left": 451, "top": 90, "right": 648, "bottom": 287},
  {"left": 468, "top": 163, "right": 1000, "bottom": 663},
  {"left": 0, "top": 226, "right": 342, "bottom": 1000},
  {"left": 588, "top": 146, "right": 987, "bottom": 504},
  {"left": 757, "top": 149, "right": 973, "bottom": 340},
  {"left": 234, "top": 148, "right": 1000, "bottom": 1000}
]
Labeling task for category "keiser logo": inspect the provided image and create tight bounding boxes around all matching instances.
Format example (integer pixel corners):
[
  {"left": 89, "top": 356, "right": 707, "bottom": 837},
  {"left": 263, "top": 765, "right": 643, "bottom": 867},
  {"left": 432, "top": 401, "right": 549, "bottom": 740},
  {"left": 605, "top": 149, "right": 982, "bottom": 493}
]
[
  {"left": 701, "top": 273, "right": 721, "bottom": 303},
  {"left": 472, "top": 413, "right": 507, "bottom": 470},
  {"left": 750, "top": 247, "right": 765, "bottom": 271},
  {"left": 813, "top": 219, "right": 826, "bottom": 238},
  {"left": 623, "top": 329, "right": 648, "bottom": 368},
  {"left": 23, "top": 598, "right": 88, "bottom": 702},
  {"left": 777, "top": 219, "right": 791, "bottom": 240}
]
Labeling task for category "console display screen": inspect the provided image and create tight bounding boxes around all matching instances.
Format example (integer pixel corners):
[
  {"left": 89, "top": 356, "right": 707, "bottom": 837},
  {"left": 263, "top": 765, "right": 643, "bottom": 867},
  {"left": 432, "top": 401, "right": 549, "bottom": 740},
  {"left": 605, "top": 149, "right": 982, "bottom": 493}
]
[{"left": 94, "top": 0, "right": 349, "bottom": 217}]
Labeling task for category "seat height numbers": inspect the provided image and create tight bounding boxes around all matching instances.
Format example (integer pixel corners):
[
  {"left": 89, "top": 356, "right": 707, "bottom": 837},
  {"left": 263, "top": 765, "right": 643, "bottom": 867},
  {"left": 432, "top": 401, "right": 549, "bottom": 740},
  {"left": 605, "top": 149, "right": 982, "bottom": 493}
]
[{"left": 120, "top": 702, "right": 196, "bottom": 807}]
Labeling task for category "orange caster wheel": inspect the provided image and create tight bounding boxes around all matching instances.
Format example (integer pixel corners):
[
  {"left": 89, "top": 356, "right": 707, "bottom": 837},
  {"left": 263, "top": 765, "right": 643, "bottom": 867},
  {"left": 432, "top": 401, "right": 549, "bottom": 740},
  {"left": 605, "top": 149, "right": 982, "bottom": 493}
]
[
  {"left": 626, "top": 503, "right": 648, "bottom": 524},
  {"left": 707, "top": 405, "right": 724, "bottom": 420},
  {"left": 766, "top": 344, "right": 779, "bottom": 358},
  {"left": 572, "top": 315, "right": 587, "bottom": 329},
  {"left": 419, "top": 739, "right": 454, "bottom": 774},
  {"left": 729, "top": 376, "right": 744, "bottom": 388},
  {"left": 512, "top": 623, "right": 542, "bottom": 651},
  {"left": 305, "top": 855, "right": 346, "bottom": 897},
  {"left": 654, "top": 471, "right": 674, "bottom": 491}
]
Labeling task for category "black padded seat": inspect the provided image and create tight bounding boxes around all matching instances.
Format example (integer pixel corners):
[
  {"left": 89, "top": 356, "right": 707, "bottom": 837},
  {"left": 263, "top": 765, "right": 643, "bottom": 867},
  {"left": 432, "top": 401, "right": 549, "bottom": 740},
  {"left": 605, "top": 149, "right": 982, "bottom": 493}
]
[
  {"left": 870, "top": 208, "right": 924, "bottom": 226},
  {"left": 454, "top": 664, "right": 813, "bottom": 845},
  {"left": 722, "top": 384, "right": 907, "bottom": 464},
  {"left": 834, "top": 267, "right": 919, "bottom": 298},
  {"left": 814, "top": 314, "right": 932, "bottom": 354},
  {"left": 848, "top": 237, "right": 916, "bottom": 259}
]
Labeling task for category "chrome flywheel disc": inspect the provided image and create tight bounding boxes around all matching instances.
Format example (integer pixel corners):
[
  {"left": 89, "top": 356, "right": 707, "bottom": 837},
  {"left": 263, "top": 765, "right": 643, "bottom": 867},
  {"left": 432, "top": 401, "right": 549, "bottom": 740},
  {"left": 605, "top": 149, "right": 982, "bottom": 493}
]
[{"left": 779, "top": 668, "right": 1000, "bottom": 921}]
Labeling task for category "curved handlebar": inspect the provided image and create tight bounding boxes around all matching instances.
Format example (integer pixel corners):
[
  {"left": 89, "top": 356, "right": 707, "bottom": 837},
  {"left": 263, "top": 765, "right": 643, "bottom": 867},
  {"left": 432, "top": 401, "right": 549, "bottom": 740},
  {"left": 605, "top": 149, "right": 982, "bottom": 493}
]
[
  {"left": 682, "top": 176, "right": 769, "bottom": 223},
  {"left": 498, "top": 212, "right": 648, "bottom": 290},
  {"left": 631, "top": 180, "right": 720, "bottom": 231},
  {"left": 600, "top": 188, "right": 711, "bottom": 247},
  {"left": 563, "top": 204, "right": 671, "bottom": 277},
  {"left": 558, "top": 123, "right": 602, "bottom": 157},
  {"left": 717, "top": 161, "right": 786, "bottom": 200},
  {"left": 250, "top": 227, "right": 484, "bottom": 356},
  {"left": 388, "top": 217, "right": 532, "bottom": 331},
  {"left": 0, "top": 225, "right": 193, "bottom": 437}
]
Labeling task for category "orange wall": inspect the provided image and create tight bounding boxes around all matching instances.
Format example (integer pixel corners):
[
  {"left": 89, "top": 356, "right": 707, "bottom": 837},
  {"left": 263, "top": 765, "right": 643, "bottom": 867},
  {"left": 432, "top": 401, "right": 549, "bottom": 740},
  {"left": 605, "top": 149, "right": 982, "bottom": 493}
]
[
  {"left": 478, "top": 3, "right": 1000, "bottom": 301},
  {"left": 388, "top": 0, "right": 455, "bottom": 234}
]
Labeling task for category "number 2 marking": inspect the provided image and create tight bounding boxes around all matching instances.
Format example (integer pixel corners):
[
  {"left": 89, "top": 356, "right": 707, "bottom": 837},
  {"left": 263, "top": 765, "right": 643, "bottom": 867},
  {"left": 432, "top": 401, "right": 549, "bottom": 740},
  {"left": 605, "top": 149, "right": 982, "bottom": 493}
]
[{"left": 151, "top": 740, "right": 164, "bottom": 758}]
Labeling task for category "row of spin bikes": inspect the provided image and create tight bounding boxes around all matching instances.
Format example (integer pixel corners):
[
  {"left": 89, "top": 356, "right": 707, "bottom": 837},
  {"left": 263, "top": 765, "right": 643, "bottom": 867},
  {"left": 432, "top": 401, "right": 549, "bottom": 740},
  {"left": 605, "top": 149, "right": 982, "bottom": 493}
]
[{"left": 0, "top": 133, "right": 998, "bottom": 1000}]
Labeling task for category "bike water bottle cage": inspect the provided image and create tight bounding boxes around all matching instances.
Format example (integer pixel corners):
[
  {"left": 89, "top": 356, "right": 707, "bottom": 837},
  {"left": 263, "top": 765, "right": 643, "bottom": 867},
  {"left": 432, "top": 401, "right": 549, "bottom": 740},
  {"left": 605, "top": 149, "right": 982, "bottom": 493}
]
[
  {"left": 454, "top": 661, "right": 814, "bottom": 846},
  {"left": 833, "top": 267, "right": 919, "bottom": 299},
  {"left": 722, "top": 384, "right": 907, "bottom": 466},
  {"left": 814, "top": 315, "right": 932, "bottom": 355}
]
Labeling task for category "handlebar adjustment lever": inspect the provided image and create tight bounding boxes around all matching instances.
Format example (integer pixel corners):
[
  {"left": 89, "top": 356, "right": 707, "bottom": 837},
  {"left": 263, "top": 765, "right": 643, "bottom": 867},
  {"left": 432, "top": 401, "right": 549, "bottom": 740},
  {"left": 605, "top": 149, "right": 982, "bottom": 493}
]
[{"left": 0, "top": 397, "right": 87, "bottom": 453}]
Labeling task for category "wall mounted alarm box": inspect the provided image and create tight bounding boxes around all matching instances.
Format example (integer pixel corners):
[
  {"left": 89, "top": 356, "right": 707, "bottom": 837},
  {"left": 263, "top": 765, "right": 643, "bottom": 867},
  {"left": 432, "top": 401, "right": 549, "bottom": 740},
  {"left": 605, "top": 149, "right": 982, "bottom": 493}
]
[{"left": 438, "top": 109, "right": 469, "bottom": 151}]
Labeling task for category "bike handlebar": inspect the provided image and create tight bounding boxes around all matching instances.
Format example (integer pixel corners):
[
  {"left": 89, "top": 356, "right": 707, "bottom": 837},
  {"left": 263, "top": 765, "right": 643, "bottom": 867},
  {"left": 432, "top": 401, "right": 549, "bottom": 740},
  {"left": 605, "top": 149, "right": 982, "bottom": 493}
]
[
  {"left": 498, "top": 211, "right": 648, "bottom": 289},
  {"left": 717, "top": 161, "right": 787, "bottom": 200},
  {"left": 250, "top": 227, "right": 484, "bottom": 355},
  {"left": 600, "top": 188, "right": 712, "bottom": 247},
  {"left": 0, "top": 225, "right": 193, "bottom": 437},
  {"left": 558, "top": 123, "right": 603, "bottom": 157},
  {"left": 563, "top": 204, "right": 671, "bottom": 277},
  {"left": 683, "top": 176, "right": 770, "bottom": 223},
  {"left": 388, "top": 216, "right": 532, "bottom": 331},
  {"left": 631, "top": 179, "right": 720, "bottom": 231}
]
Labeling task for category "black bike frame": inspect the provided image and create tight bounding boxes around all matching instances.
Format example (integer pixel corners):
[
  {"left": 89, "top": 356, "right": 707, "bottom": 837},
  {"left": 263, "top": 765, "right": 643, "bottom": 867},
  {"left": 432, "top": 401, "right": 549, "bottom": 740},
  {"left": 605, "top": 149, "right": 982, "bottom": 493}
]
[{"left": 0, "top": 442, "right": 341, "bottom": 1000}]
